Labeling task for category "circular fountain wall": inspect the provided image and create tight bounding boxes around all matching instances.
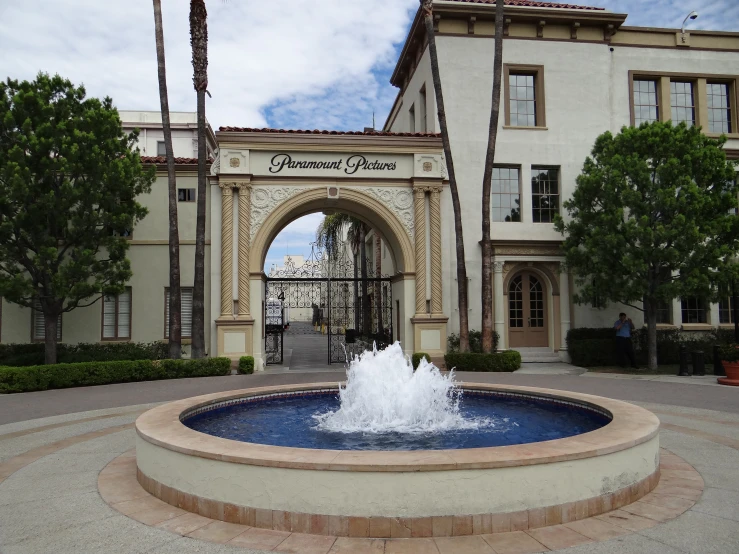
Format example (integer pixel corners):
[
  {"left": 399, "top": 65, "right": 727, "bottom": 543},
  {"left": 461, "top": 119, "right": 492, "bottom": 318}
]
[{"left": 136, "top": 381, "right": 660, "bottom": 536}]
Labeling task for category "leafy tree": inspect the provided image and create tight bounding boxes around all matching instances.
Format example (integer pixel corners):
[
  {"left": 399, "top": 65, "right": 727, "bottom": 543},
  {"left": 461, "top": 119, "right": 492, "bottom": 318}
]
[
  {"left": 0, "top": 74, "right": 153, "bottom": 364},
  {"left": 556, "top": 122, "right": 739, "bottom": 370},
  {"left": 152, "top": 0, "right": 183, "bottom": 359},
  {"left": 421, "top": 0, "right": 470, "bottom": 351},
  {"left": 480, "top": 0, "right": 505, "bottom": 353}
]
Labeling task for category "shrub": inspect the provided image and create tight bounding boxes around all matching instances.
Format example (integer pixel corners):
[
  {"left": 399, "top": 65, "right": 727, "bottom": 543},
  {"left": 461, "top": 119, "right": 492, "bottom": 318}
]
[
  {"left": 568, "top": 338, "right": 615, "bottom": 367},
  {"left": 411, "top": 352, "right": 430, "bottom": 369},
  {"left": 718, "top": 343, "right": 739, "bottom": 362},
  {"left": 0, "top": 341, "right": 169, "bottom": 367},
  {"left": 447, "top": 330, "right": 499, "bottom": 353},
  {"left": 0, "top": 357, "right": 231, "bottom": 394},
  {"left": 444, "top": 351, "right": 521, "bottom": 372},
  {"left": 238, "top": 356, "right": 255, "bottom": 374}
]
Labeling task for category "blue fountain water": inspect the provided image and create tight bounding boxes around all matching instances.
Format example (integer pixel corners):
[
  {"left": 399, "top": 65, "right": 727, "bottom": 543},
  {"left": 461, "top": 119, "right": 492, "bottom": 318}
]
[{"left": 183, "top": 343, "right": 610, "bottom": 451}]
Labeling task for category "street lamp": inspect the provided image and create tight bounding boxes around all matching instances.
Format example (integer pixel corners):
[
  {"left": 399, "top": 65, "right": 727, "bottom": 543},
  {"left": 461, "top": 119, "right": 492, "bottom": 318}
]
[{"left": 681, "top": 11, "right": 698, "bottom": 37}]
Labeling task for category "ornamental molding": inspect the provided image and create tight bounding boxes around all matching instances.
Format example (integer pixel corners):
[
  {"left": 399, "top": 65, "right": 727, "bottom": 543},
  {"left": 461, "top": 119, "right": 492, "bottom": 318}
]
[
  {"left": 210, "top": 150, "right": 221, "bottom": 176},
  {"left": 440, "top": 154, "right": 448, "bottom": 180},
  {"left": 363, "top": 187, "right": 415, "bottom": 241},
  {"left": 250, "top": 186, "right": 310, "bottom": 242},
  {"left": 493, "top": 245, "right": 562, "bottom": 257}
]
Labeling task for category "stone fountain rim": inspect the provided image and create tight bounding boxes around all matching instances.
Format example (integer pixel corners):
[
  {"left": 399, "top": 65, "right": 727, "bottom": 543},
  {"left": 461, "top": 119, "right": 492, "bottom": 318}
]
[{"left": 135, "top": 382, "right": 659, "bottom": 472}]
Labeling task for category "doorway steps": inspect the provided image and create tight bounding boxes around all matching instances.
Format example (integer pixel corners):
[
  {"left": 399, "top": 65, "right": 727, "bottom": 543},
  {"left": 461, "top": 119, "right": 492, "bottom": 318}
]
[{"left": 512, "top": 347, "right": 561, "bottom": 363}]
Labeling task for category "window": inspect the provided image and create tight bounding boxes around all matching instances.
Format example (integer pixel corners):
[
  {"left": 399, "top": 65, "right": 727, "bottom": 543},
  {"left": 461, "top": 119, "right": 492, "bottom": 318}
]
[
  {"left": 156, "top": 141, "right": 166, "bottom": 156},
  {"left": 531, "top": 167, "right": 559, "bottom": 223},
  {"left": 102, "top": 288, "right": 131, "bottom": 340},
  {"left": 633, "top": 80, "right": 659, "bottom": 125},
  {"left": 32, "top": 299, "right": 62, "bottom": 341},
  {"left": 655, "top": 300, "right": 672, "bottom": 324},
  {"left": 178, "top": 188, "right": 196, "bottom": 202},
  {"left": 504, "top": 65, "right": 545, "bottom": 128},
  {"left": 164, "top": 287, "right": 193, "bottom": 338},
  {"left": 419, "top": 86, "right": 428, "bottom": 133},
  {"left": 492, "top": 167, "right": 521, "bottom": 222},
  {"left": 707, "top": 82, "right": 732, "bottom": 134},
  {"left": 720, "top": 296, "right": 735, "bottom": 324},
  {"left": 409, "top": 104, "right": 416, "bottom": 133},
  {"left": 670, "top": 81, "right": 695, "bottom": 126},
  {"left": 681, "top": 297, "right": 707, "bottom": 324}
]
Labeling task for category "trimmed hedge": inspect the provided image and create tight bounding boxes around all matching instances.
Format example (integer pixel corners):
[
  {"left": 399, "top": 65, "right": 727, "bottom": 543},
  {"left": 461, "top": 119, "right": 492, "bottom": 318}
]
[
  {"left": 0, "top": 357, "right": 231, "bottom": 393},
  {"left": 567, "top": 327, "right": 735, "bottom": 367},
  {"left": 447, "top": 329, "right": 499, "bottom": 353},
  {"left": 411, "top": 352, "right": 430, "bottom": 369},
  {"left": 444, "top": 351, "right": 521, "bottom": 372},
  {"left": 238, "top": 356, "right": 255, "bottom": 374},
  {"left": 0, "top": 341, "right": 169, "bottom": 367}
]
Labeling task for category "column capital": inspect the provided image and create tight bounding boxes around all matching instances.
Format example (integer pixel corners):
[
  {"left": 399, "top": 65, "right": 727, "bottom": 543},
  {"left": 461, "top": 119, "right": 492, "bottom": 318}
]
[
  {"left": 413, "top": 185, "right": 429, "bottom": 196},
  {"left": 493, "top": 261, "right": 505, "bottom": 273},
  {"left": 429, "top": 185, "right": 443, "bottom": 195},
  {"left": 236, "top": 182, "right": 252, "bottom": 193},
  {"left": 219, "top": 182, "right": 236, "bottom": 191}
]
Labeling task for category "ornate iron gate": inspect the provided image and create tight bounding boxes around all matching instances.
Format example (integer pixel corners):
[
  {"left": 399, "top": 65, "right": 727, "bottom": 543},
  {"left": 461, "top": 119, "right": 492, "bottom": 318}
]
[{"left": 265, "top": 243, "right": 393, "bottom": 365}]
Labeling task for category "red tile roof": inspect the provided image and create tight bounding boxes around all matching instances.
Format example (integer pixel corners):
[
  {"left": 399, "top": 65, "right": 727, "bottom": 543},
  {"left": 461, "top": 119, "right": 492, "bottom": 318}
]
[
  {"left": 444, "top": 0, "right": 604, "bottom": 10},
  {"left": 140, "top": 156, "right": 211, "bottom": 165},
  {"left": 218, "top": 127, "right": 441, "bottom": 138}
]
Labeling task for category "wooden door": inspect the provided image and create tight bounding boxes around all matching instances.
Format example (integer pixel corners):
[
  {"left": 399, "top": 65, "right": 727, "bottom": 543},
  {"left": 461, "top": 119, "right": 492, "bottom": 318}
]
[{"left": 508, "top": 273, "right": 548, "bottom": 348}]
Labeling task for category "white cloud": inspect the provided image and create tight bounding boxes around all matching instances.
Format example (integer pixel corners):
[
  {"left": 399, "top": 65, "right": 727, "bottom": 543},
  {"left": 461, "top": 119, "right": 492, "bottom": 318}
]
[
  {"left": 0, "top": 0, "right": 417, "bottom": 130},
  {"left": 264, "top": 213, "right": 324, "bottom": 271},
  {"left": 588, "top": 1, "right": 738, "bottom": 30}
]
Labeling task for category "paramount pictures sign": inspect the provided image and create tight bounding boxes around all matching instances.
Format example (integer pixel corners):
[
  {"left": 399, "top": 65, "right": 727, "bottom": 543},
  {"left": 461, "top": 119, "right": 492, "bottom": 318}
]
[{"left": 252, "top": 152, "right": 410, "bottom": 177}]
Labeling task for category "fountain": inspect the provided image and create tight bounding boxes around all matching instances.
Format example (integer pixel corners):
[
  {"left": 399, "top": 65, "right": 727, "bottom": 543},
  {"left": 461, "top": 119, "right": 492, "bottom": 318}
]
[{"left": 135, "top": 343, "right": 660, "bottom": 537}]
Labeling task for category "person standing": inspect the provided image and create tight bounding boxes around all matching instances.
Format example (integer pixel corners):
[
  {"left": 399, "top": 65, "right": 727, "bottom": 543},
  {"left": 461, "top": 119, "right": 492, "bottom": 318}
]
[{"left": 614, "top": 312, "right": 639, "bottom": 369}]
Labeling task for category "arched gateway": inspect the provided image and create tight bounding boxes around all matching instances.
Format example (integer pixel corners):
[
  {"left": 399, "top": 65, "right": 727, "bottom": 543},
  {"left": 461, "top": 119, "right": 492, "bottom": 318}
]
[{"left": 209, "top": 129, "right": 449, "bottom": 370}]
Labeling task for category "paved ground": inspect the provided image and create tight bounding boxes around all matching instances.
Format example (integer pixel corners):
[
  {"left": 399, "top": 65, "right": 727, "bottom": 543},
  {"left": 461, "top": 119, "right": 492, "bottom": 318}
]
[{"left": 1, "top": 369, "right": 738, "bottom": 553}]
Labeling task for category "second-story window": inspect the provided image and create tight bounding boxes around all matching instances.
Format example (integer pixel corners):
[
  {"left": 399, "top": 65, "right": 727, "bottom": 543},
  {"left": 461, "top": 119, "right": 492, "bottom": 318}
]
[
  {"left": 509, "top": 74, "right": 537, "bottom": 127},
  {"left": 681, "top": 297, "right": 707, "bottom": 324},
  {"left": 707, "top": 82, "right": 732, "bottom": 134},
  {"left": 420, "top": 86, "right": 427, "bottom": 133},
  {"left": 671, "top": 81, "right": 695, "bottom": 126},
  {"left": 157, "top": 141, "right": 166, "bottom": 156},
  {"left": 409, "top": 104, "right": 416, "bottom": 133},
  {"left": 531, "top": 167, "right": 559, "bottom": 223},
  {"left": 633, "top": 79, "right": 659, "bottom": 125},
  {"left": 492, "top": 167, "right": 521, "bottom": 222},
  {"left": 178, "top": 188, "right": 196, "bottom": 202}
]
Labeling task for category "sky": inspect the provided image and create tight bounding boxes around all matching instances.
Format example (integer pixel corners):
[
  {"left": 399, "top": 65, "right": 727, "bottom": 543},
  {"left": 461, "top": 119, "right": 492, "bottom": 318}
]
[{"left": 1, "top": 0, "right": 737, "bottom": 271}]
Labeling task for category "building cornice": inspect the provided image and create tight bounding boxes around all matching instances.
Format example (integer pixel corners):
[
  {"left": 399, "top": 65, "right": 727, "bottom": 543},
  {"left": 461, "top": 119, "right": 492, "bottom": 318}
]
[{"left": 216, "top": 132, "right": 443, "bottom": 153}]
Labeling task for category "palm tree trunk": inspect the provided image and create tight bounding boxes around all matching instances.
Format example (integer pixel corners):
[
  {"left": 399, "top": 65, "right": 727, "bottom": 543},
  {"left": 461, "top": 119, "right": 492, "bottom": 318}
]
[
  {"left": 190, "top": 0, "right": 208, "bottom": 358},
  {"left": 481, "top": 0, "right": 505, "bottom": 353},
  {"left": 153, "top": 0, "right": 182, "bottom": 359},
  {"left": 360, "top": 225, "right": 370, "bottom": 336},
  {"left": 421, "top": 0, "right": 469, "bottom": 352},
  {"left": 375, "top": 233, "right": 384, "bottom": 334}
]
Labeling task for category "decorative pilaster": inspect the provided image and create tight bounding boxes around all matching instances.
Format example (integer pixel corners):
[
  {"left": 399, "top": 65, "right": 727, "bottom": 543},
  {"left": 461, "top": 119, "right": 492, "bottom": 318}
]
[
  {"left": 494, "top": 261, "right": 506, "bottom": 350},
  {"left": 559, "top": 266, "right": 571, "bottom": 350},
  {"left": 237, "top": 183, "right": 251, "bottom": 317},
  {"left": 220, "top": 183, "right": 234, "bottom": 317},
  {"left": 413, "top": 186, "right": 427, "bottom": 317},
  {"left": 429, "top": 186, "right": 443, "bottom": 316}
]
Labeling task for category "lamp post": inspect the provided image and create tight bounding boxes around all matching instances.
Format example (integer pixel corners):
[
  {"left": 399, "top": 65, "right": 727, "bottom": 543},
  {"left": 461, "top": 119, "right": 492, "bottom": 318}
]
[{"left": 680, "top": 11, "right": 698, "bottom": 43}]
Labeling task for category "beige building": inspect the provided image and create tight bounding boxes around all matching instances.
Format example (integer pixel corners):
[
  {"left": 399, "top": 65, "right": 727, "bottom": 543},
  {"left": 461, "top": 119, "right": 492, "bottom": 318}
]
[{"left": 2, "top": 0, "right": 739, "bottom": 367}]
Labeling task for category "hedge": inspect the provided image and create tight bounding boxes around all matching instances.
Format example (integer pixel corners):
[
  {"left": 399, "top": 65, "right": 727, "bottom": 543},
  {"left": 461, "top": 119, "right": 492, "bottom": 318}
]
[
  {"left": 567, "top": 327, "right": 736, "bottom": 367},
  {"left": 412, "top": 352, "right": 430, "bottom": 369},
  {"left": 447, "top": 329, "right": 499, "bottom": 353},
  {"left": 444, "top": 351, "right": 521, "bottom": 372},
  {"left": 0, "top": 357, "right": 231, "bottom": 393},
  {"left": 238, "top": 356, "right": 255, "bottom": 374},
  {"left": 0, "top": 341, "right": 169, "bottom": 367}
]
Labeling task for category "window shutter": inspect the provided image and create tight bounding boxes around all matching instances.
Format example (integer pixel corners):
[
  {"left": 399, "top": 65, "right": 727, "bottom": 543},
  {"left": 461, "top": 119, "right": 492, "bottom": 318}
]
[
  {"left": 118, "top": 289, "right": 131, "bottom": 338},
  {"left": 33, "top": 299, "right": 61, "bottom": 340},
  {"left": 103, "top": 296, "right": 117, "bottom": 338},
  {"left": 165, "top": 288, "right": 193, "bottom": 338}
]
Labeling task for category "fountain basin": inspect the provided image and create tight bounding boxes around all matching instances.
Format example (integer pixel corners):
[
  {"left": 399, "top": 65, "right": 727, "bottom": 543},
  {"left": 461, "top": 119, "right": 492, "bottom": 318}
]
[{"left": 135, "top": 383, "right": 660, "bottom": 536}]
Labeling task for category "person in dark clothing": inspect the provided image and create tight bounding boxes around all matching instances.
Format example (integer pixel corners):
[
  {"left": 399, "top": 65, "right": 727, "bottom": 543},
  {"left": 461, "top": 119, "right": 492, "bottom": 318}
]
[{"left": 614, "top": 312, "right": 639, "bottom": 369}]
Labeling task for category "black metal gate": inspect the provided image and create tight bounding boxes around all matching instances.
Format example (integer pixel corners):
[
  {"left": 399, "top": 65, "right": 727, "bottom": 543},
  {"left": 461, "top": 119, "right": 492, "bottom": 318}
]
[{"left": 265, "top": 243, "right": 392, "bottom": 365}]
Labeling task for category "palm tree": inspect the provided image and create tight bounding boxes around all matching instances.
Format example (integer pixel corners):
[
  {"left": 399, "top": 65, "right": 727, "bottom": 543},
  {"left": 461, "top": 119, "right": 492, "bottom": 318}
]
[
  {"left": 153, "top": 0, "right": 181, "bottom": 359},
  {"left": 316, "top": 213, "right": 371, "bottom": 336},
  {"left": 190, "top": 0, "right": 208, "bottom": 358},
  {"left": 481, "top": 0, "right": 505, "bottom": 353},
  {"left": 420, "top": 0, "right": 470, "bottom": 351}
]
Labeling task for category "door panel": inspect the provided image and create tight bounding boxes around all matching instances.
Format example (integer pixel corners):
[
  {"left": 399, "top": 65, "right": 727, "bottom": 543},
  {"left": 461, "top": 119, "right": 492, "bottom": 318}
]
[{"left": 508, "top": 272, "right": 548, "bottom": 348}]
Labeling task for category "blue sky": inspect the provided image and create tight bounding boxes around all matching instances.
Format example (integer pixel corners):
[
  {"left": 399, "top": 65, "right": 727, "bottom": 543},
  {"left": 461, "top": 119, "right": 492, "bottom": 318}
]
[{"left": 0, "top": 0, "right": 737, "bottom": 270}]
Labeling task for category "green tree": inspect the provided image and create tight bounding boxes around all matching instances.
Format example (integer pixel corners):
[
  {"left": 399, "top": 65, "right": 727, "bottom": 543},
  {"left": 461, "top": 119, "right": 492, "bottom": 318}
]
[
  {"left": 153, "top": 0, "right": 182, "bottom": 359},
  {"left": 555, "top": 121, "right": 739, "bottom": 370},
  {"left": 190, "top": 0, "right": 208, "bottom": 358},
  {"left": 0, "top": 74, "right": 153, "bottom": 364},
  {"left": 421, "top": 0, "right": 470, "bottom": 351}
]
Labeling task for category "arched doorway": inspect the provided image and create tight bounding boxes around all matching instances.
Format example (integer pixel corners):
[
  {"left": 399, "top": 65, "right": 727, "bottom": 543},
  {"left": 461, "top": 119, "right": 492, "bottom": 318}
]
[{"left": 508, "top": 272, "right": 549, "bottom": 348}]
